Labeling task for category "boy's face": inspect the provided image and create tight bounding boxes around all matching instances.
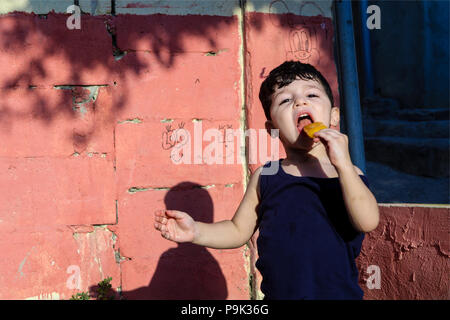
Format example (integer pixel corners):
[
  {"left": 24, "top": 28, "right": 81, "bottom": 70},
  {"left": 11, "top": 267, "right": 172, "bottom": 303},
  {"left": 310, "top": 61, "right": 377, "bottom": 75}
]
[{"left": 265, "top": 77, "right": 339, "bottom": 150}]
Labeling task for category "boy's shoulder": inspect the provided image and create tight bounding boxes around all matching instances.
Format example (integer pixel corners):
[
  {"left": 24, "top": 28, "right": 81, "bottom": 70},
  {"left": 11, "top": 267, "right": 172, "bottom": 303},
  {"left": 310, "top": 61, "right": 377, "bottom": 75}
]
[
  {"left": 353, "top": 165, "right": 364, "bottom": 176},
  {"left": 251, "top": 160, "right": 275, "bottom": 176},
  {"left": 249, "top": 165, "right": 267, "bottom": 201}
]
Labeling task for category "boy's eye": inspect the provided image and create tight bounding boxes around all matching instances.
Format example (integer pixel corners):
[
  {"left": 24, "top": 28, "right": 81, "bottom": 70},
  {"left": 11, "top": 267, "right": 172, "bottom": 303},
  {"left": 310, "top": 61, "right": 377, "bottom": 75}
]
[
  {"left": 308, "top": 94, "right": 319, "bottom": 98},
  {"left": 279, "top": 98, "right": 291, "bottom": 105}
]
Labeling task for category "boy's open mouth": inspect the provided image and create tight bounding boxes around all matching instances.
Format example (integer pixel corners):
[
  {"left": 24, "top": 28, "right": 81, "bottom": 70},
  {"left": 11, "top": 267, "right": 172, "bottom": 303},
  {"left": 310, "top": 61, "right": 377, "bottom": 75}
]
[{"left": 296, "top": 112, "right": 313, "bottom": 134}]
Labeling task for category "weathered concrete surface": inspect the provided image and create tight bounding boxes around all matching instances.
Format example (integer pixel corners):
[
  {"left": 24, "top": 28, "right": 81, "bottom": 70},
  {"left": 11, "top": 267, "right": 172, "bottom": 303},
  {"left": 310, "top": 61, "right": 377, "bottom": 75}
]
[
  {"left": 357, "top": 205, "right": 449, "bottom": 299},
  {"left": 0, "top": 1, "right": 446, "bottom": 301},
  {"left": 0, "top": 86, "right": 115, "bottom": 157},
  {"left": 0, "top": 226, "right": 120, "bottom": 300}
]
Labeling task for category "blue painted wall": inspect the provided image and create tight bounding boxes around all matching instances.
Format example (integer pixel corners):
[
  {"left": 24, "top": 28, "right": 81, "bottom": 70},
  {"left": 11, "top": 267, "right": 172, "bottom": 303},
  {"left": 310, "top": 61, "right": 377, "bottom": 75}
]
[{"left": 355, "top": 0, "right": 449, "bottom": 109}]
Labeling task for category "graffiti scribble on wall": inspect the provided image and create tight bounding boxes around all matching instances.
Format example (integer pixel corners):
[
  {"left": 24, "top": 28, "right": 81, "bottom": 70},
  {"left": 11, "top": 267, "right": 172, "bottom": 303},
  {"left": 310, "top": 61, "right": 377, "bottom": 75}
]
[
  {"left": 161, "top": 122, "right": 187, "bottom": 150},
  {"left": 268, "top": 0, "right": 322, "bottom": 65},
  {"left": 288, "top": 27, "right": 320, "bottom": 65},
  {"left": 162, "top": 122, "right": 238, "bottom": 163}
]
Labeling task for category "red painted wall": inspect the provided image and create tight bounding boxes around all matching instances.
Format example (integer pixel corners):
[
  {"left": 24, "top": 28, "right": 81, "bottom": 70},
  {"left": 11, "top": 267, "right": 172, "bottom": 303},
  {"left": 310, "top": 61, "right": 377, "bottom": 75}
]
[
  {"left": 357, "top": 206, "right": 449, "bottom": 300},
  {"left": 0, "top": 7, "right": 447, "bottom": 300}
]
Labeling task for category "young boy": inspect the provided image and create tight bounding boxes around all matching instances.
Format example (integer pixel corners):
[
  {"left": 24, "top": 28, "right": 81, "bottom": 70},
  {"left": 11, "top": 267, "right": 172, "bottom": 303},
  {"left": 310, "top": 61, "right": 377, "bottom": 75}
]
[{"left": 154, "top": 61, "right": 379, "bottom": 300}]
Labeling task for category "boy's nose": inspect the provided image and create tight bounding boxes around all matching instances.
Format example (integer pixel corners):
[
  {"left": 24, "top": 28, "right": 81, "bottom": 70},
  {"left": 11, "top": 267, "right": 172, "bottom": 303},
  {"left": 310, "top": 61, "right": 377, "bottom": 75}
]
[{"left": 294, "top": 97, "right": 308, "bottom": 107}]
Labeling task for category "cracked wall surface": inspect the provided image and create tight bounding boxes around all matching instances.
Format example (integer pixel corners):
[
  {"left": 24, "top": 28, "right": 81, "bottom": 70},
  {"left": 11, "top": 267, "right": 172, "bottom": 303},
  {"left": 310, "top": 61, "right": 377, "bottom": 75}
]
[
  {"left": 0, "top": 0, "right": 447, "bottom": 300},
  {"left": 357, "top": 205, "right": 449, "bottom": 299}
]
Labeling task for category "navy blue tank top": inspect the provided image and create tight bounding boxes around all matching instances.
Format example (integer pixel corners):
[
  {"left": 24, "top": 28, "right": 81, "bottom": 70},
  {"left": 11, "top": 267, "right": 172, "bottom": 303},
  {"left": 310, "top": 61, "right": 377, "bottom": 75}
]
[{"left": 256, "top": 159, "right": 368, "bottom": 300}]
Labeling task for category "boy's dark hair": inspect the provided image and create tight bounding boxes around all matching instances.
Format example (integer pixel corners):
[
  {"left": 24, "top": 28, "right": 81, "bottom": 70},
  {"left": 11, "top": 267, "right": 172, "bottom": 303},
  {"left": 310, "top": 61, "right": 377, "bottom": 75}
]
[{"left": 259, "top": 61, "right": 334, "bottom": 120}]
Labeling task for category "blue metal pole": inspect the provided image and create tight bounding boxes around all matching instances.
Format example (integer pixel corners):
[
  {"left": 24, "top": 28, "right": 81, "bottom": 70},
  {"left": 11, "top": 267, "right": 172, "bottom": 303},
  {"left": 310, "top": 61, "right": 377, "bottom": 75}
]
[
  {"left": 359, "top": 0, "right": 375, "bottom": 98},
  {"left": 335, "top": 0, "right": 366, "bottom": 172}
]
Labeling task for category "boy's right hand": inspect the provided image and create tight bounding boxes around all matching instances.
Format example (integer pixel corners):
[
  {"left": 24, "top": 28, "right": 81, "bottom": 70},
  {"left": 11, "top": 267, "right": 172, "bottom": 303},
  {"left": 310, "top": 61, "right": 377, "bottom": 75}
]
[{"left": 154, "top": 209, "right": 196, "bottom": 243}]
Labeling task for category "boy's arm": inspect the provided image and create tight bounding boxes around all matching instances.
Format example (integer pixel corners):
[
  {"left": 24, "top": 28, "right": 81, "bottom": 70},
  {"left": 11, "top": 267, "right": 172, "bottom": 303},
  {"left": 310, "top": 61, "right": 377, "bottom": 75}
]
[
  {"left": 337, "top": 165, "right": 380, "bottom": 233},
  {"left": 313, "top": 129, "right": 380, "bottom": 233},
  {"left": 155, "top": 167, "right": 262, "bottom": 249},
  {"left": 192, "top": 166, "right": 262, "bottom": 249}
]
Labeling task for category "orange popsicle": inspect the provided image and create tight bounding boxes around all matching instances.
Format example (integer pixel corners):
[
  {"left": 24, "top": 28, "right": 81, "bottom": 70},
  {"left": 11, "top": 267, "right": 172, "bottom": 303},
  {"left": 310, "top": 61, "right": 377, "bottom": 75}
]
[{"left": 303, "top": 122, "right": 327, "bottom": 138}]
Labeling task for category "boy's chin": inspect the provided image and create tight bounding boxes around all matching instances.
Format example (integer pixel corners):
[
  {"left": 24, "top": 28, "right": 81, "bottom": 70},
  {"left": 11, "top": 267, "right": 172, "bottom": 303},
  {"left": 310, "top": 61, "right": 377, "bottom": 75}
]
[
  {"left": 294, "top": 134, "right": 320, "bottom": 150},
  {"left": 295, "top": 137, "right": 320, "bottom": 151}
]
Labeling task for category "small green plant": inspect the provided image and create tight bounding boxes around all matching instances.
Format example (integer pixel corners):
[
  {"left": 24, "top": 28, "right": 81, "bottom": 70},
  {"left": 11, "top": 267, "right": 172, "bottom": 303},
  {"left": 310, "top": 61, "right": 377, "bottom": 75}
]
[
  {"left": 69, "top": 276, "right": 115, "bottom": 300},
  {"left": 96, "top": 276, "right": 114, "bottom": 300},
  {"left": 70, "top": 292, "right": 90, "bottom": 300}
]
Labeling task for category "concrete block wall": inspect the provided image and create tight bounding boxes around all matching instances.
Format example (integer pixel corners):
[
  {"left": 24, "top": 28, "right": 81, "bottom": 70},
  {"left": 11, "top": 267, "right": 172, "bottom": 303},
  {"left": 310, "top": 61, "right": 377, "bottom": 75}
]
[{"left": 0, "top": 0, "right": 447, "bottom": 300}]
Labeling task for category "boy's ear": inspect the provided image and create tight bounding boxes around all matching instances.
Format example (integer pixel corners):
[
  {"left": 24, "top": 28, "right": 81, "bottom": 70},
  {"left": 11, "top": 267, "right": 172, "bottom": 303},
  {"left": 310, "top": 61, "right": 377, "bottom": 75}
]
[
  {"left": 265, "top": 120, "right": 275, "bottom": 137},
  {"left": 329, "top": 107, "right": 340, "bottom": 130}
]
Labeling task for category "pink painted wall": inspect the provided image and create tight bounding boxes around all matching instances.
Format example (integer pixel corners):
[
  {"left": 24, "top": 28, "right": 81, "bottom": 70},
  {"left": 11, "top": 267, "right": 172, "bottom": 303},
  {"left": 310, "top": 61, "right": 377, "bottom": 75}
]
[{"left": 0, "top": 4, "right": 447, "bottom": 300}]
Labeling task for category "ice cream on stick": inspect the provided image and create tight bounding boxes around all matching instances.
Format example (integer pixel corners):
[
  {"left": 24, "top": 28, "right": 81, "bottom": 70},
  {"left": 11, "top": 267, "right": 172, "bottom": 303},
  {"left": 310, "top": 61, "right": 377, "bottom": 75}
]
[{"left": 303, "top": 122, "right": 327, "bottom": 138}]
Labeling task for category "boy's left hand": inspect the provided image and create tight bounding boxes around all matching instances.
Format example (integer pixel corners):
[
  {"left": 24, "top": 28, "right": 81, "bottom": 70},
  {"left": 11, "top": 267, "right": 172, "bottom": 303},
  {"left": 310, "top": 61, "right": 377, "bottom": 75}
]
[{"left": 314, "top": 129, "right": 353, "bottom": 171}]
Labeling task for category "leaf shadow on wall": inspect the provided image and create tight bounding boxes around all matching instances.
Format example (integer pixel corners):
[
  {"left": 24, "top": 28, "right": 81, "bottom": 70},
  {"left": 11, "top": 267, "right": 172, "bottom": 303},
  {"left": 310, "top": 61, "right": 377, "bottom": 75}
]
[
  {"left": 0, "top": 1, "right": 332, "bottom": 147},
  {"left": 121, "top": 182, "right": 228, "bottom": 300},
  {"left": 0, "top": 8, "right": 255, "bottom": 148}
]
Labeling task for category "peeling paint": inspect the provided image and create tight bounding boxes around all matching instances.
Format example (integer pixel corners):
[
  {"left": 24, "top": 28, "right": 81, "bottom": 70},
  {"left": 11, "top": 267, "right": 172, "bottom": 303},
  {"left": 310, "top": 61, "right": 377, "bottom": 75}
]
[
  {"left": 94, "top": 255, "right": 104, "bottom": 279},
  {"left": 54, "top": 85, "right": 107, "bottom": 118},
  {"left": 150, "top": 187, "right": 171, "bottom": 191},
  {"left": 69, "top": 224, "right": 121, "bottom": 297},
  {"left": 114, "top": 249, "right": 131, "bottom": 264},
  {"left": 25, "top": 292, "right": 61, "bottom": 300},
  {"left": 114, "top": 51, "right": 127, "bottom": 61},
  {"left": 109, "top": 226, "right": 129, "bottom": 300},
  {"left": 196, "top": 184, "right": 215, "bottom": 189},
  {"left": 205, "top": 48, "right": 228, "bottom": 56},
  {"left": 127, "top": 184, "right": 219, "bottom": 193},
  {"left": 127, "top": 186, "right": 151, "bottom": 194},
  {"left": 117, "top": 118, "right": 143, "bottom": 124},
  {"left": 105, "top": 18, "right": 127, "bottom": 60},
  {"left": 71, "top": 151, "right": 108, "bottom": 158}
]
